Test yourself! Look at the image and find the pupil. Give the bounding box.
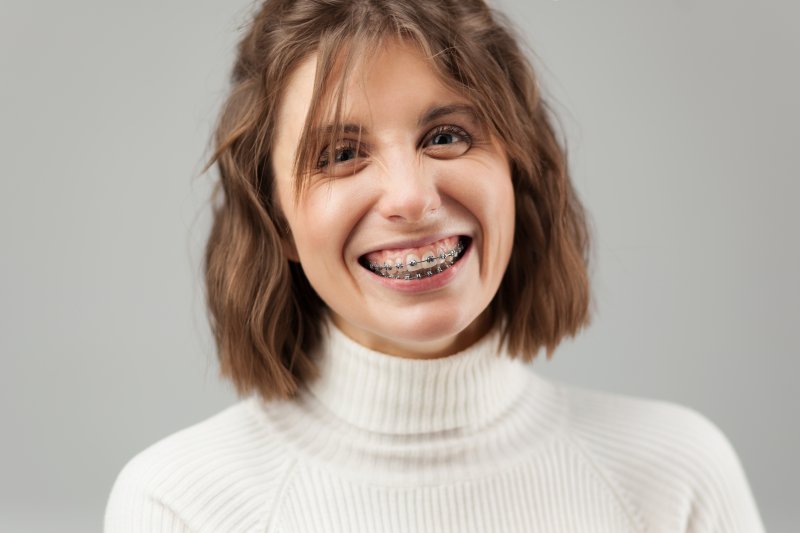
[432,133,452,145]
[336,149,354,162]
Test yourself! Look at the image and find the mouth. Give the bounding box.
[357,236,472,280]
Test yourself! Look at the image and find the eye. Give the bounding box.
[422,125,472,157]
[430,132,457,145]
[316,139,367,174]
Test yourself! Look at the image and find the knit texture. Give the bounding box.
[104,320,765,532]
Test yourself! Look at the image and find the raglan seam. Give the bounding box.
[562,428,650,533]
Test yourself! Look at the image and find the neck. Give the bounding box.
[328,309,494,360]
[302,314,531,434]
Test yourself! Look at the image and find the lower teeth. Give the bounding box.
[396,264,447,280]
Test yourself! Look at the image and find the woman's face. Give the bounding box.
[272,39,515,359]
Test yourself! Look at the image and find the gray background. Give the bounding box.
[1,0,796,531]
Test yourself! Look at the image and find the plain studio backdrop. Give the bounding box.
[1,0,797,531]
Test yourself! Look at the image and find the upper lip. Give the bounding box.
[360,233,467,256]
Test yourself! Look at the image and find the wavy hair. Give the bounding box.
[202,0,594,401]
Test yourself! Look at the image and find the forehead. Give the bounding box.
[277,38,468,134]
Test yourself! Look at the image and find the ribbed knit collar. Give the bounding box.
[303,317,532,435]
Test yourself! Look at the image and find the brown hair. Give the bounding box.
[202,0,594,402]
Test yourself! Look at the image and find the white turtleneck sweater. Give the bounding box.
[104,321,765,532]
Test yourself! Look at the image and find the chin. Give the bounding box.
[372,311,475,345]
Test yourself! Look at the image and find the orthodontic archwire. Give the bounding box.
[366,241,465,279]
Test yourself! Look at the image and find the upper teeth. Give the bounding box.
[366,240,465,277]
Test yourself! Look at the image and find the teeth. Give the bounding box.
[364,235,459,267]
[364,238,466,278]
[405,249,437,271]
[406,253,421,271]
[437,246,448,265]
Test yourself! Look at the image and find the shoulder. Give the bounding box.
[551,381,765,533]
[104,397,295,533]
[560,382,738,474]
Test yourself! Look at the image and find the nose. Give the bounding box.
[375,155,442,223]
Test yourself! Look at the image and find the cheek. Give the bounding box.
[499,173,516,238]
[293,185,363,260]
[458,160,515,267]
[495,171,516,253]
[458,160,515,229]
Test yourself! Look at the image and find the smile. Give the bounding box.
[359,236,471,280]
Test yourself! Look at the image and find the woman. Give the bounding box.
[105,1,765,531]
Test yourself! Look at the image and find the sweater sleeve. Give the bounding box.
[104,464,193,533]
[566,386,767,533]
[680,411,766,533]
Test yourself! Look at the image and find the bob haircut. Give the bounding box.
[202,0,593,402]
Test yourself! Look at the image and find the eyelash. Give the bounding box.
[315,124,473,170]
[423,124,472,148]
[316,139,363,169]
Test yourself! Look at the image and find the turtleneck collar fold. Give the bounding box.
[303,317,533,435]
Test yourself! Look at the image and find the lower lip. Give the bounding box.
[360,240,472,293]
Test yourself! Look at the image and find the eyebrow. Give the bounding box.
[312,103,479,138]
[314,123,368,137]
[417,103,479,127]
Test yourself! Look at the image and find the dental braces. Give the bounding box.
[366,240,465,280]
